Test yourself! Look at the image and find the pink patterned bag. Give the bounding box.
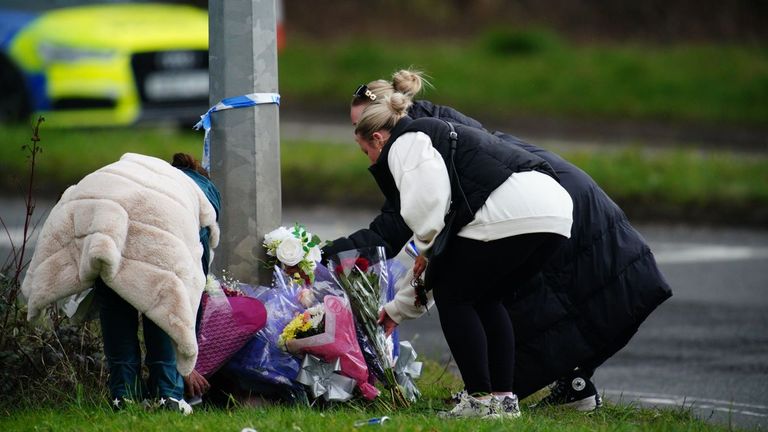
[195,289,267,377]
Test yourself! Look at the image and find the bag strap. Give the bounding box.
[444,121,472,215]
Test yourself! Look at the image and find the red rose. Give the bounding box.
[355,257,370,272]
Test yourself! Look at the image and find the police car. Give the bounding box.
[0,1,271,127]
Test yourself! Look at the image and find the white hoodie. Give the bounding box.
[382,132,573,323]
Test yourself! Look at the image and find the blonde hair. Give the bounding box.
[355,92,412,139]
[351,69,429,107]
[392,69,426,97]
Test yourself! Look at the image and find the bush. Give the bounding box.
[0,118,106,407]
[480,27,564,56]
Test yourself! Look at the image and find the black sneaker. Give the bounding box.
[532,372,602,412]
[109,397,135,412]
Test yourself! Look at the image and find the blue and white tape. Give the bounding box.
[194,92,281,171]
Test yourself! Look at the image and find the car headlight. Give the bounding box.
[38,42,117,64]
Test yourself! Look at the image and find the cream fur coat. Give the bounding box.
[21,153,220,375]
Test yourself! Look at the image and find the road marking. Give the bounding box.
[602,389,768,418]
[653,243,768,264]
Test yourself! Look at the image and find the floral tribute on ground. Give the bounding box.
[196,226,419,409]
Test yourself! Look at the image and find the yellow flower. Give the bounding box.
[278,306,325,350]
[278,313,307,349]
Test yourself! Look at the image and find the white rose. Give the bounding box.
[306,245,322,263]
[276,236,304,266]
[264,226,292,245]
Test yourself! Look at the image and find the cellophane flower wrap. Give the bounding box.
[194,275,267,378]
[284,293,380,400]
[327,247,411,408]
[224,269,306,388]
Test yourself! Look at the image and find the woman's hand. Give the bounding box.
[378,309,398,336]
[413,255,428,279]
[184,369,210,398]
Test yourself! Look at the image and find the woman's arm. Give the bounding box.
[388,132,451,256]
[380,261,435,330]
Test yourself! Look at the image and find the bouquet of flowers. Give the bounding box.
[278,303,326,349]
[281,294,379,401]
[327,247,410,408]
[215,225,420,407]
[263,224,325,284]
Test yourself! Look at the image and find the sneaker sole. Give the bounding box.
[484,411,522,420]
[561,395,599,412]
[439,412,493,419]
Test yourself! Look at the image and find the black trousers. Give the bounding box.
[431,232,565,395]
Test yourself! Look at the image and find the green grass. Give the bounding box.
[0,360,731,432]
[1,124,767,223]
[0,404,731,432]
[279,31,768,125]
[566,147,768,207]
[0,125,203,197]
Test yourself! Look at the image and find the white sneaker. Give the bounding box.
[158,397,193,415]
[448,389,467,403]
[489,394,522,419]
[438,392,493,418]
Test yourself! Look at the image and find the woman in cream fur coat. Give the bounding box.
[21,152,220,413]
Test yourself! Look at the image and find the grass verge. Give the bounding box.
[279,31,768,125]
[1,125,766,225]
[0,360,731,432]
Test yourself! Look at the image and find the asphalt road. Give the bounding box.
[3,201,767,429]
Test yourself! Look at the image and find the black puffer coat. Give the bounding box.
[493,130,672,397]
[324,101,672,398]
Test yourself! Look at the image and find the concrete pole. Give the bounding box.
[208,0,280,284]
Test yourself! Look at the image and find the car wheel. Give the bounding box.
[0,55,31,123]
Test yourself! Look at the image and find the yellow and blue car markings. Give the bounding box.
[0,3,209,127]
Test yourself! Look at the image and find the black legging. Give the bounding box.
[431,232,565,395]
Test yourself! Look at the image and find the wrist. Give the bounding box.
[383,303,402,324]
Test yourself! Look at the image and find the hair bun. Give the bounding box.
[392,69,423,97]
[387,92,412,116]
